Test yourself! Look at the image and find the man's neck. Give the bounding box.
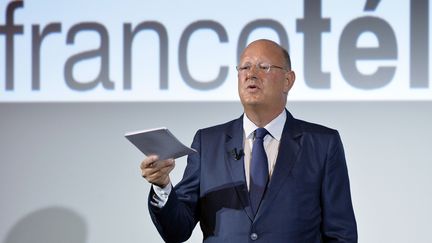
[244,106,285,128]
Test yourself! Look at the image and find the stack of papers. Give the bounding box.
[125,127,197,160]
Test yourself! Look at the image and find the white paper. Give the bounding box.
[125,127,197,160]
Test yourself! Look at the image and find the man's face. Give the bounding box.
[237,41,295,111]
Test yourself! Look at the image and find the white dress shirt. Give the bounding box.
[243,110,286,189]
[151,110,287,207]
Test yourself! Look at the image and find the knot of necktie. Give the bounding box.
[254,127,268,140]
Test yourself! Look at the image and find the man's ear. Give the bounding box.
[283,70,295,93]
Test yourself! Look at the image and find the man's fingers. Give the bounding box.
[143,160,175,176]
[141,158,175,178]
[142,161,175,187]
[145,158,174,170]
[147,162,175,177]
[140,155,159,169]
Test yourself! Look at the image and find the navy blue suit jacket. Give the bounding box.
[149,111,357,242]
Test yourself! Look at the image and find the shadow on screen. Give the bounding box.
[3,206,87,243]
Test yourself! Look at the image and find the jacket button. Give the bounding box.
[250,233,258,240]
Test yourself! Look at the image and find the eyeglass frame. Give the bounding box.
[236,62,288,74]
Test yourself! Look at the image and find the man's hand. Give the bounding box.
[140,155,175,187]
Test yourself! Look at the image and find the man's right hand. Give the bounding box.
[140,155,175,187]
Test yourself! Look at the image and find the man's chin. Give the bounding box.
[240,94,262,104]
[241,99,264,108]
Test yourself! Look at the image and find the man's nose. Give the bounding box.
[246,65,259,78]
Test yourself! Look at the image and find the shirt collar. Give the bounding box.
[243,109,287,141]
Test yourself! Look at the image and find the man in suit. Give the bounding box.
[141,39,357,242]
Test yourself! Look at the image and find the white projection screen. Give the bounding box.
[1,0,431,243]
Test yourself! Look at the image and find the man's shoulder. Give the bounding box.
[198,116,241,134]
[291,116,339,136]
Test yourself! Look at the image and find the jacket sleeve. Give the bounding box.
[321,131,358,243]
[148,130,202,243]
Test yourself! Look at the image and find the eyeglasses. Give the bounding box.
[236,63,287,74]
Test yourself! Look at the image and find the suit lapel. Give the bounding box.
[255,110,303,220]
[225,115,254,221]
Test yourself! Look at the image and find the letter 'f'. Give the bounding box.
[0,1,24,90]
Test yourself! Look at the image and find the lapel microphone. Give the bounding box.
[231,148,244,160]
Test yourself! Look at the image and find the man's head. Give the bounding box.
[237,39,295,116]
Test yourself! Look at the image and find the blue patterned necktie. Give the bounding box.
[250,127,269,215]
